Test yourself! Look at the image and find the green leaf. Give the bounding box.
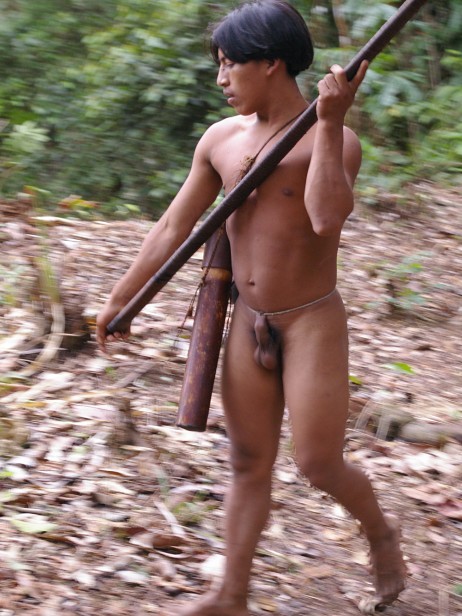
[349,374,363,386]
[10,515,57,535]
[0,490,16,504]
[383,362,415,375]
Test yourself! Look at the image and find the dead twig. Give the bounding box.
[438,589,449,616]
[18,301,65,377]
[108,360,154,389]
[155,500,187,539]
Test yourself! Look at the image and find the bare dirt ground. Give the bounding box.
[0,182,461,615]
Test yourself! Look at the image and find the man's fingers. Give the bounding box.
[97,334,120,354]
[330,63,348,86]
[327,61,368,93]
[350,60,369,91]
[96,328,129,353]
[96,333,107,353]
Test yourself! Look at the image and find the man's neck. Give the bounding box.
[255,82,308,129]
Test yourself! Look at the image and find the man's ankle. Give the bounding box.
[215,587,248,607]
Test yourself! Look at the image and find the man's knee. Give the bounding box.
[296,453,343,491]
[230,445,276,481]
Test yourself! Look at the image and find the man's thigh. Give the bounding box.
[222,300,285,461]
[280,292,350,458]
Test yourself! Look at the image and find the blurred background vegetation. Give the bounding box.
[0,0,461,217]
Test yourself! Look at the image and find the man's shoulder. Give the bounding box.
[342,125,362,155]
[308,123,361,154]
[343,125,360,140]
[207,114,243,137]
[194,115,241,162]
[198,115,244,154]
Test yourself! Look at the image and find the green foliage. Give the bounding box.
[4,122,49,156]
[0,264,27,307]
[380,253,428,313]
[383,362,415,375]
[345,1,462,197]
[0,0,460,215]
[291,1,462,200]
[171,492,217,526]
[0,0,230,214]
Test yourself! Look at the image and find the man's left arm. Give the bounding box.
[304,61,368,236]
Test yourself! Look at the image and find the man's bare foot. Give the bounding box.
[171,591,250,616]
[367,515,407,607]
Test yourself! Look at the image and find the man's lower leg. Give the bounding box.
[176,470,273,615]
[310,460,406,605]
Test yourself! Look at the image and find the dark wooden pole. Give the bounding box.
[107,0,427,335]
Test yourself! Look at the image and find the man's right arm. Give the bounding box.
[96,126,223,350]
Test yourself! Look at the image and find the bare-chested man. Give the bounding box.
[97,2,406,614]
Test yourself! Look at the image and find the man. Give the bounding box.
[97,2,406,614]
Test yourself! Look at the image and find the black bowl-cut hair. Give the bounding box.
[210,0,314,78]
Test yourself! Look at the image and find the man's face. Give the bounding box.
[216,50,268,116]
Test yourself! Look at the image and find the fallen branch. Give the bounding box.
[155,500,187,539]
[18,300,65,378]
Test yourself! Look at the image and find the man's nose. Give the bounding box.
[217,67,228,86]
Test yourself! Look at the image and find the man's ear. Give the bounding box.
[266,58,283,75]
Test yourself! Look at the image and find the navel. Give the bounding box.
[282,187,294,197]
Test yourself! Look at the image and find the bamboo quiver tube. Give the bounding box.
[176,228,232,431]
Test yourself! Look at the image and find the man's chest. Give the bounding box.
[211,132,313,194]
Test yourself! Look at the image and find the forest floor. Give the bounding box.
[0,181,461,616]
